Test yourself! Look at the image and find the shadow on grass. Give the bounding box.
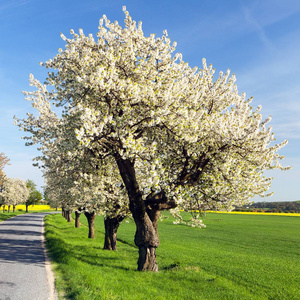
[45,235,72,264]
[73,245,135,271]
[46,231,135,272]
[116,237,136,248]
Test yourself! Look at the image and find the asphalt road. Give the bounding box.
[0,213,57,300]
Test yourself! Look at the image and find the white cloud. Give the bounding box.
[273,122,300,139]
[0,0,32,11]
[241,0,300,29]
[242,5,275,52]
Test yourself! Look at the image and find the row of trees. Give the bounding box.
[235,201,300,213]
[15,8,289,271]
[0,153,42,212]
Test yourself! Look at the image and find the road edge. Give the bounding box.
[41,213,59,300]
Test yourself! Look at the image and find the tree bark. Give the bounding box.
[2,205,5,213]
[8,205,11,213]
[103,215,125,250]
[114,156,163,271]
[115,154,178,271]
[75,211,81,228]
[138,246,158,271]
[26,204,29,213]
[66,210,72,222]
[13,205,16,212]
[84,212,96,239]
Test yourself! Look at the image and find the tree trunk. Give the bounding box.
[66,210,72,222]
[13,205,16,212]
[75,211,81,228]
[8,205,11,213]
[114,155,177,271]
[103,216,125,250]
[134,209,161,271]
[115,156,160,271]
[84,212,96,239]
[26,204,29,213]
[2,205,5,213]
[138,246,158,271]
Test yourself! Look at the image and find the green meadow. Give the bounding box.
[0,211,25,221]
[44,212,300,300]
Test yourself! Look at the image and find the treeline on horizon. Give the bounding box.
[234,201,300,213]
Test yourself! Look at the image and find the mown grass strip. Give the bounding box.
[0,211,25,222]
[45,212,300,299]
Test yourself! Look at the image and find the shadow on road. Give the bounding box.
[0,213,52,267]
[0,229,42,236]
[1,223,43,227]
[0,238,46,266]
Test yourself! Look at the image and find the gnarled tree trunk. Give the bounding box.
[134,213,160,272]
[115,155,177,271]
[103,215,125,250]
[84,211,96,239]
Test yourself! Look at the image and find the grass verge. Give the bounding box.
[0,211,26,221]
[44,212,300,300]
[0,210,58,222]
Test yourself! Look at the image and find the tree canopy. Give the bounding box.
[26,179,42,208]
[15,7,289,271]
[0,152,10,186]
[0,177,29,209]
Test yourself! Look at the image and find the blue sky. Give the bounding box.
[1,0,299,202]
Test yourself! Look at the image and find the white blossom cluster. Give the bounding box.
[42,110,129,219]
[0,177,29,207]
[15,8,289,227]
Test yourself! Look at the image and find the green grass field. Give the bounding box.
[44,212,300,300]
[0,211,25,221]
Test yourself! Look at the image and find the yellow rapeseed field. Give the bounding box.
[2,205,58,211]
[207,211,300,217]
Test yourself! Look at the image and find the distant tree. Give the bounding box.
[237,201,300,213]
[0,152,10,187]
[0,178,29,212]
[25,179,42,212]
